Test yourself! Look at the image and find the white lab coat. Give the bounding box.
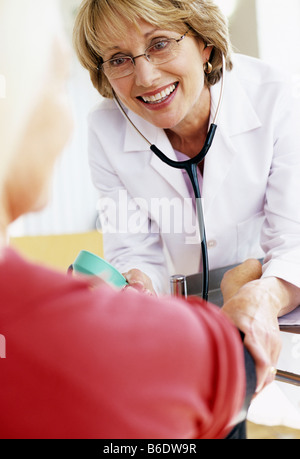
[88,54,300,294]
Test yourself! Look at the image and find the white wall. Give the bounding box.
[256,0,300,102]
[256,0,300,68]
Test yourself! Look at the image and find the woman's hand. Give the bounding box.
[220,259,282,393]
[221,259,263,303]
[123,269,157,296]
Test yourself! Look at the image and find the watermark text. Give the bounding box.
[96,190,202,244]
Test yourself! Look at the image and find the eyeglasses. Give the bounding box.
[100,30,189,80]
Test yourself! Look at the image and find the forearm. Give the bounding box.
[247,276,300,318]
[223,276,300,321]
[271,277,300,317]
[222,260,300,317]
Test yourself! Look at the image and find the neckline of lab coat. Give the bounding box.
[122,57,262,209]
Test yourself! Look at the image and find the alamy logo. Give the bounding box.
[96,190,202,244]
[0,334,6,359]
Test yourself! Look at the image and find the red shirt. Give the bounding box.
[0,248,245,439]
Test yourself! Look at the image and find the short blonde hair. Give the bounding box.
[73,0,233,99]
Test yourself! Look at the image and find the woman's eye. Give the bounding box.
[110,57,129,67]
[150,40,170,52]
[151,40,169,51]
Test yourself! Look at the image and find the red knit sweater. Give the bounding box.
[0,248,245,439]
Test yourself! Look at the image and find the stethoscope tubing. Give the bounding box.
[113,55,226,300]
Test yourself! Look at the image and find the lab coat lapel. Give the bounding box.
[202,69,262,212]
[124,110,190,200]
[149,130,191,199]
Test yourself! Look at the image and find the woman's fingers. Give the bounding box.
[123,269,157,296]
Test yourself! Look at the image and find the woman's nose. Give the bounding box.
[133,56,161,87]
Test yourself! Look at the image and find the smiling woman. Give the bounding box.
[0,0,251,440]
[72,1,300,431]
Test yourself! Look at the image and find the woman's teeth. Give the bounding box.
[141,83,177,104]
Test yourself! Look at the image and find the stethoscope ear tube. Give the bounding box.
[113,55,225,300]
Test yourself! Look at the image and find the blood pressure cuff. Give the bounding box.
[225,333,257,439]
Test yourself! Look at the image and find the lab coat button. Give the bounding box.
[207,239,217,249]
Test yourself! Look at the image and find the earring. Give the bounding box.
[204,61,213,74]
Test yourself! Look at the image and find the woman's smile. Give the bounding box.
[137,82,179,110]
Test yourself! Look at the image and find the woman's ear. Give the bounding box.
[203,43,214,63]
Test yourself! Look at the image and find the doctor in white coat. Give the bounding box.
[74,0,300,393]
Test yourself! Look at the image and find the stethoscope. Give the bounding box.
[113,54,226,300]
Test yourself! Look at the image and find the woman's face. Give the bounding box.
[103,20,211,131]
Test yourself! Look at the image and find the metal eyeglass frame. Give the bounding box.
[98,30,189,79]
